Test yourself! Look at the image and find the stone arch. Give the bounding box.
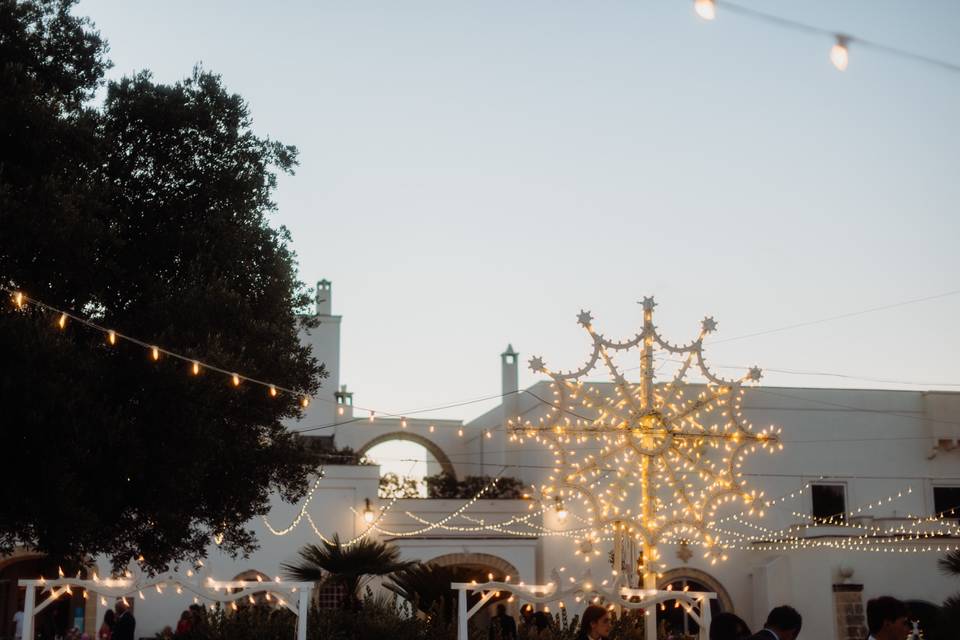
[427,552,519,579]
[659,567,734,612]
[357,432,456,478]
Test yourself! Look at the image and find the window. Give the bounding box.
[933,486,960,520]
[811,484,846,523]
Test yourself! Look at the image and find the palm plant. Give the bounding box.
[281,534,414,610]
[385,562,509,623]
[939,549,960,634]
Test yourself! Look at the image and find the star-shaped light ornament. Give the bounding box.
[510,299,782,578]
[747,366,763,382]
[577,310,594,327]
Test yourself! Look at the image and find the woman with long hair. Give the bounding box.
[577,605,612,640]
[97,609,115,640]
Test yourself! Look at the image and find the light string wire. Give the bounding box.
[709,1,960,74]
[6,285,960,436]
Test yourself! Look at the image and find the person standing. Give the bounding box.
[112,602,135,640]
[490,603,518,640]
[12,606,24,640]
[576,605,612,640]
[745,606,802,640]
[866,596,910,640]
[98,609,115,640]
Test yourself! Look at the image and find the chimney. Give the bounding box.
[316,279,332,316]
[334,384,353,422]
[501,344,519,426]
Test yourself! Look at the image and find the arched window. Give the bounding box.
[358,432,457,498]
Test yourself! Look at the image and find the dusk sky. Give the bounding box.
[79,0,960,423]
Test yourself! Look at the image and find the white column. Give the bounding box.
[457,589,468,640]
[297,589,309,640]
[699,598,712,640]
[22,585,36,640]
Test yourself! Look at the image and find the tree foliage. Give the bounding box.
[378,472,421,498]
[0,0,323,571]
[424,471,526,499]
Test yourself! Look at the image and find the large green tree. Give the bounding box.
[0,0,323,572]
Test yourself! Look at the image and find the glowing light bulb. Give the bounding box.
[269,385,278,397]
[831,35,849,71]
[458,428,464,437]
[693,0,716,21]
[337,405,344,415]
[58,313,67,329]
[151,346,160,361]
[362,498,376,524]
[192,361,200,375]
[368,411,375,422]
[301,396,310,408]
[232,373,241,386]
[400,417,407,429]
[107,330,116,345]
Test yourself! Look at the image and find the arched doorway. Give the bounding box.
[358,432,456,498]
[656,568,732,638]
[426,553,518,621]
[0,553,92,639]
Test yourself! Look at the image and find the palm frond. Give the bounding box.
[938,550,960,576]
[281,534,414,587]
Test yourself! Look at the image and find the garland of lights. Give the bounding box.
[512,298,781,577]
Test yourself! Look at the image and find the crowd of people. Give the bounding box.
[485,594,916,640]
[93,601,202,640]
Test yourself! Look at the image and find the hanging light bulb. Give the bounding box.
[400,417,407,429]
[301,396,310,408]
[107,330,117,345]
[555,497,568,522]
[693,0,716,21]
[368,411,375,422]
[269,385,277,398]
[58,313,67,329]
[151,346,160,361]
[232,373,241,387]
[362,498,376,524]
[13,291,24,308]
[192,361,200,375]
[831,35,850,71]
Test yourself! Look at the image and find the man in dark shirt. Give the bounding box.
[112,601,136,640]
[490,603,517,640]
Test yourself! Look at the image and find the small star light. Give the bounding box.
[513,299,782,572]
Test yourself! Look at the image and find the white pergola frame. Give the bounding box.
[18,573,314,640]
[452,572,715,640]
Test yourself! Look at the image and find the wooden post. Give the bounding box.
[458,588,468,640]
[297,589,309,640]
[22,585,35,640]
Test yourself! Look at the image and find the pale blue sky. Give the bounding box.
[79,1,960,420]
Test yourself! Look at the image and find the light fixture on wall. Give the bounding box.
[363,498,376,524]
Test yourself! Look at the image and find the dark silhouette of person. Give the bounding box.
[710,612,751,640]
[490,603,517,640]
[112,602,135,640]
[746,606,802,640]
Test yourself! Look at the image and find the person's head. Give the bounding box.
[103,609,115,627]
[180,610,192,621]
[496,603,507,616]
[710,611,751,640]
[580,605,612,639]
[533,611,550,631]
[867,596,909,640]
[764,605,802,640]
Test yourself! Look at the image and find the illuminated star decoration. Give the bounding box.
[509,298,782,571]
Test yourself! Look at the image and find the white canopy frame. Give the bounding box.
[17,573,314,640]
[452,570,716,640]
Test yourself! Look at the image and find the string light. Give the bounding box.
[151,346,160,361]
[831,35,850,71]
[107,330,116,345]
[693,0,716,21]
[58,312,67,329]
[269,385,278,398]
[232,373,241,387]
[514,299,779,576]
[192,361,200,375]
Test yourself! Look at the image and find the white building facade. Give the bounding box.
[4,280,959,639]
